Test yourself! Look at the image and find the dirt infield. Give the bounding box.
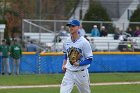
[0,81,140,89]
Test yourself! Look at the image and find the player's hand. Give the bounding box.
[73,62,79,66]
[62,64,66,72]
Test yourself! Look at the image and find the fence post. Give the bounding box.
[38,53,41,74]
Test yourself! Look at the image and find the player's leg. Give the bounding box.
[12,59,16,74]
[75,69,91,93]
[60,71,74,93]
[5,58,11,74]
[16,59,20,75]
[1,58,5,75]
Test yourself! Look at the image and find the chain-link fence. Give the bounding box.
[1,52,140,74]
[22,19,140,52]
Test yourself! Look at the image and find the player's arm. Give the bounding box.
[73,57,92,66]
[62,53,67,72]
[79,58,92,66]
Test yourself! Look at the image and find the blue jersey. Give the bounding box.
[63,36,93,71]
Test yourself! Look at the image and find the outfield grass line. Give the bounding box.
[92,81,140,86]
[0,85,60,89]
[0,81,140,89]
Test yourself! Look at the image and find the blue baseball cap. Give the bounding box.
[66,19,80,26]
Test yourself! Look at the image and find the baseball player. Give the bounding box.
[0,39,11,75]
[60,19,93,93]
[10,39,22,75]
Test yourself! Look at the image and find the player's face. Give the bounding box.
[69,25,79,34]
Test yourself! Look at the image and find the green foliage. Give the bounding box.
[130,8,140,22]
[4,8,19,16]
[0,7,2,15]
[83,0,114,33]
[3,26,11,45]
[84,1,110,21]
[0,19,6,24]
[128,7,140,31]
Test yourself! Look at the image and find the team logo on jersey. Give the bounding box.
[14,47,20,50]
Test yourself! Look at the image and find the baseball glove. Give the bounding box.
[68,47,80,65]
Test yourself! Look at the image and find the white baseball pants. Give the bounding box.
[60,69,91,93]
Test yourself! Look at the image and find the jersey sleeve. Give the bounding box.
[0,45,2,52]
[62,43,67,53]
[82,40,93,59]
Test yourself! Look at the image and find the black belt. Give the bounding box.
[72,69,84,72]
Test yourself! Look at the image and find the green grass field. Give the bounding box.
[0,73,140,93]
[0,85,140,93]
